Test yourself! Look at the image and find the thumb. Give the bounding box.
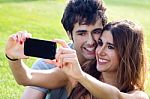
[53,39,69,48]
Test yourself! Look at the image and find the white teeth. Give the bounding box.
[86,47,95,51]
[99,58,108,62]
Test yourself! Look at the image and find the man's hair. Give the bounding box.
[102,20,147,92]
[61,0,107,34]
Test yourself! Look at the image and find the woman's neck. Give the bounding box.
[101,72,118,87]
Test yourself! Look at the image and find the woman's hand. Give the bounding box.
[5,31,31,59]
[47,39,84,80]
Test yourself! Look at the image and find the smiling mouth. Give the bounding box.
[98,58,109,64]
[83,47,96,54]
[85,47,95,51]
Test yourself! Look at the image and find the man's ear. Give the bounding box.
[67,31,73,40]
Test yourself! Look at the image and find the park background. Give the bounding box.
[0,0,149,98]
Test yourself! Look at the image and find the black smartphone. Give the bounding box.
[24,38,57,59]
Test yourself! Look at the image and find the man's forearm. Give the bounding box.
[9,59,69,89]
[9,59,32,85]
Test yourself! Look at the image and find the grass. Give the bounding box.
[0,0,67,98]
[0,0,149,98]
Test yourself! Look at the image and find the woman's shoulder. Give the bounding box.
[129,90,149,99]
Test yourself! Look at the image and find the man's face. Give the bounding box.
[70,20,103,63]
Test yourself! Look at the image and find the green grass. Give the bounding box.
[0,0,67,98]
[0,0,149,98]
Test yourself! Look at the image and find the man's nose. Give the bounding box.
[87,34,95,45]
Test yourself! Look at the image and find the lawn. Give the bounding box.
[0,0,149,98]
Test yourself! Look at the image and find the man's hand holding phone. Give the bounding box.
[5,31,57,60]
[5,31,31,60]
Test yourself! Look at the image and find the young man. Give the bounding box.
[5,0,107,98]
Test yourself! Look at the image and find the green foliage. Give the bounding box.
[0,0,149,98]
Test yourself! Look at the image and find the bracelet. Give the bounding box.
[5,54,19,61]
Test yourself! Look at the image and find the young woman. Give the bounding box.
[53,20,149,99]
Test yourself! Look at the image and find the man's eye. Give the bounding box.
[78,32,86,36]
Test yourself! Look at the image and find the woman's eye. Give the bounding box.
[93,30,102,34]
[108,45,115,49]
[98,40,103,46]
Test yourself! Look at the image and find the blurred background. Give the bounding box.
[0,0,149,98]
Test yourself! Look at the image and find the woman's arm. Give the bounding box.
[77,72,149,99]
[77,72,120,99]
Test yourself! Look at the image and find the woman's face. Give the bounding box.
[96,30,119,73]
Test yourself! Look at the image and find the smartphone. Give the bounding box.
[24,38,57,59]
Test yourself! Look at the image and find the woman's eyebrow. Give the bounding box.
[107,42,115,46]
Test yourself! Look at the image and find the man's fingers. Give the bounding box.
[16,31,32,44]
[44,59,61,68]
[11,34,17,41]
[58,47,76,54]
[55,48,76,63]
[53,39,69,48]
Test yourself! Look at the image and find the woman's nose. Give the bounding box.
[96,45,106,56]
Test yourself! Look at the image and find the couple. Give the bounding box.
[5,0,148,99]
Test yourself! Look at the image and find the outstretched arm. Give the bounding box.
[8,59,67,89]
[5,31,68,89]
[21,59,53,99]
[76,72,149,99]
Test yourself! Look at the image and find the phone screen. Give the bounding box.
[24,38,57,59]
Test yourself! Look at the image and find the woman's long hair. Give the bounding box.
[102,20,147,92]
